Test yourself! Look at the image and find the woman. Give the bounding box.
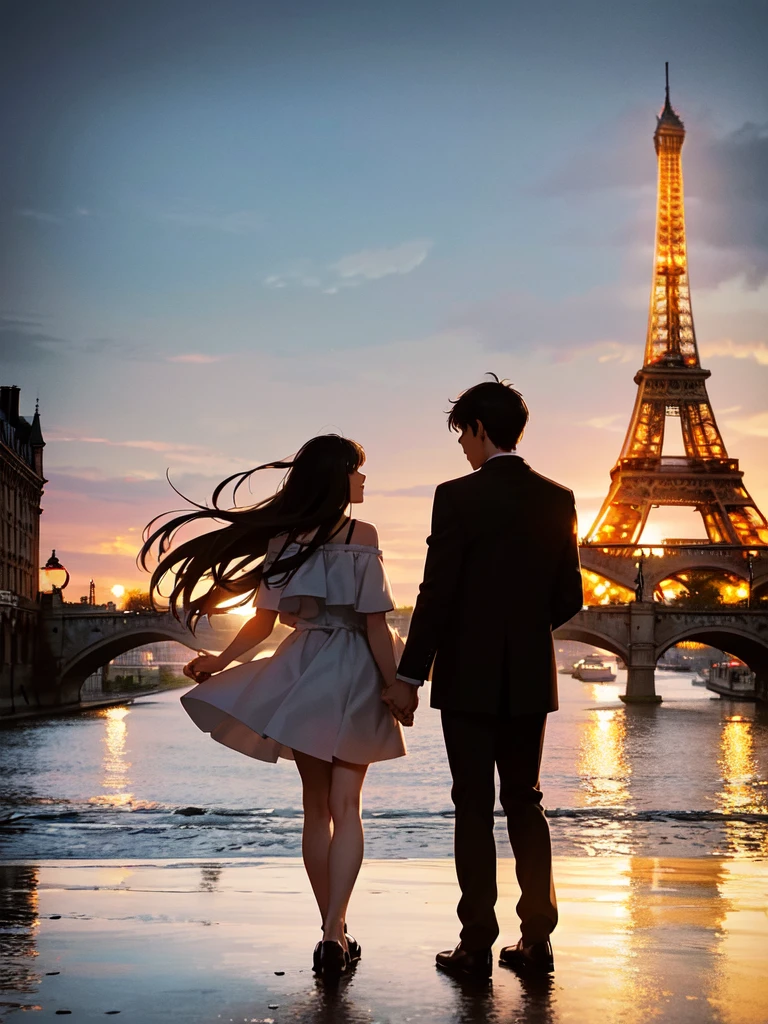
[140,435,409,978]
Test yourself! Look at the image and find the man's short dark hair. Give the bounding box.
[447,374,529,450]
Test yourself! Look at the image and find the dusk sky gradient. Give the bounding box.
[2,0,767,605]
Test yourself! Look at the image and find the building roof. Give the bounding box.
[0,388,44,475]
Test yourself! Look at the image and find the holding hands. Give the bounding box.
[382,679,419,727]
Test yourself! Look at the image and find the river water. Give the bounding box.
[1,670,767,861]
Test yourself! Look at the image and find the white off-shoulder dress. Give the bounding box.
[180,536,407,765]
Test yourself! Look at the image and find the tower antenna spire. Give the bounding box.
[665,62,670,105]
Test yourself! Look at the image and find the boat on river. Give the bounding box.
[572,656,616,682]
[705,660,757,701]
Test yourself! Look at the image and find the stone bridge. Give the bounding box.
[36,595,768,707]
[37,596,242,704]
[555,603,768,702]
[579,543,768,595]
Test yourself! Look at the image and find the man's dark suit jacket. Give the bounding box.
[397,456,583,715]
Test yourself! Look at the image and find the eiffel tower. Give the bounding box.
[585,66,768,549]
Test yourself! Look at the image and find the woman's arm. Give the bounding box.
[366,612,416,725]
[366,612,397,687]
[184,608,278,682]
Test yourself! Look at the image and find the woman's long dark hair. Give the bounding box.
[139,434,365,630]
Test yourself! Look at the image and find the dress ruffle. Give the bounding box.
[256,543,395,615]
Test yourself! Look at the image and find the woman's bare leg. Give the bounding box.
[323,757,368,946]
[294,750,333,928]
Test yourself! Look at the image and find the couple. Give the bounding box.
[141,376,583,981]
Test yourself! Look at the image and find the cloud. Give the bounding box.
[16,207,94,225]
[46,433,236,469]
[45,466,237,506]
[330,239,432,281]
[0,312,155,364]
[684,122,768,289]
[263,239,432,294]
[723,411,768,438]
[159,204,262,234]
[448,285,645,362]
[16,207,64,225]
[369,484,437,498]
[0,313,66,363]
[583,414,625,431]
[699,338,768,365]
[263,265,324,290]
[166,353,225,364]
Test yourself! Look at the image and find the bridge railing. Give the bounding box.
[579,543,767,560]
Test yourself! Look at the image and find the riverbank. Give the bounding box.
[1,856,766,1024]
[0,682,192,725]
[0,692,145,725]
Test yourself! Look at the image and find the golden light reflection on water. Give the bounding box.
[578,709,631,807]
[716,716,768,857]
[88,706,134,808]
[577,690,632,856]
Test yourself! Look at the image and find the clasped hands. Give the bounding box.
[381,679,419,727]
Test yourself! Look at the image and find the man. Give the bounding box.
[385,376,583,979]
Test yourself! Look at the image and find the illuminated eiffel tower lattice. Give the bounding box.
[586,66,768,548]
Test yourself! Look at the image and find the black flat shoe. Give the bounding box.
[345,931,362,965]
[499,938,554,974]
[436,942,492,980]
[313,923,361,971]
[318,939,347,978]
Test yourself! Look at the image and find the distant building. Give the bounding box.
[0,385,45,709]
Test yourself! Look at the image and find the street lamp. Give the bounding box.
[41,550,70,593]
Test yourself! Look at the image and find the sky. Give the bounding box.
[2,0,767,606]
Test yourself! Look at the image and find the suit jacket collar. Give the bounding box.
[479,454,529,473]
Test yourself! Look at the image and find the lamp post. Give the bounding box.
[41,550,70,595]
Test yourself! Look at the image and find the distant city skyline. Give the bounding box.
[2,1,767,604]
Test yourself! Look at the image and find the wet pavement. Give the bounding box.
[1,856,766,1023]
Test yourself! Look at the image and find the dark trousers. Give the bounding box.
[440,709,557,950]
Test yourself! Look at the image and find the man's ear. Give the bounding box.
[475,419,485,440]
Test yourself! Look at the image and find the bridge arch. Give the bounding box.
[553,624,629,664]
[59,629,203,701]
[645,562,751,589]
[655,624,768,682]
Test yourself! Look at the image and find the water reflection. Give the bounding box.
[710,858,768,1022]
[622,857,730,1021]
[717,715,768,856]
[198,863,223,892]
[0,864,41,1004]
[88,706,134,808]
[577,689,632,855]
[279,972,556,1024]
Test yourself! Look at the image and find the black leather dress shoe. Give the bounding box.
[499,938,554,974]
[436,943,492,980]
